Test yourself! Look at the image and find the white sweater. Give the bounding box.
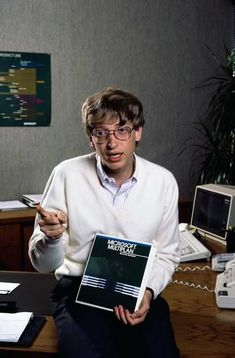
[28,153,180,298]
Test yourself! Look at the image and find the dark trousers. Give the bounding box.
[51,276,180,358]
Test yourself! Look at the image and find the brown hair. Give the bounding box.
[81,87,145,137]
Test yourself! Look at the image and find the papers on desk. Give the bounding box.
[0,311,33,342]
[0,282,20,295]
[0,200,28,211]
[0,194,43,210]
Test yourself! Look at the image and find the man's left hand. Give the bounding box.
[114,289,152,326]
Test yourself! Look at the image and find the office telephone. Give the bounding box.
[215,259,235,309]
[178,224,211,262]
[177,224,235,308]
[212,253,235,272]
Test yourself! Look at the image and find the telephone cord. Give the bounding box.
[173,265,214,292]
[176,265,211,272]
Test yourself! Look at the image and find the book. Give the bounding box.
[0,200,28,211]
[76,233,156,312]
[21,194,43,208]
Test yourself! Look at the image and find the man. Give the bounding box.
[29,87,180,357]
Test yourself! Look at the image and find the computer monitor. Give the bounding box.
[190,184,235,242]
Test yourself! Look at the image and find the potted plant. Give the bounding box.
[182,46,235,186]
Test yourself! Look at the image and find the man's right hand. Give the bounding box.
[37,205,68,240]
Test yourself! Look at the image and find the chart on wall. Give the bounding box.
[0,51,51,126]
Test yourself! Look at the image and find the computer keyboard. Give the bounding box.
[178,228,211,262]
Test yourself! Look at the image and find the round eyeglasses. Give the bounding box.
[92,127,135,143]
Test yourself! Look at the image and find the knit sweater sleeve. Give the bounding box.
[28,165,69,273]
[147,172,180,298]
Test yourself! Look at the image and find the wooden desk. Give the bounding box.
[0,316,57,357]
[0,271,57,315]
[0,237,234,357]
[163,266,235,357]
[0,208,36,271]
[0,271,57,357]
[162,237,235,358]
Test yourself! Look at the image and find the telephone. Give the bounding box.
[212,253,235,272]
[215,259,235,309]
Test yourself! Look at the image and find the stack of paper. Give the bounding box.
[0,312,33,343]
[0,200,28,211]
[22,194,43,208]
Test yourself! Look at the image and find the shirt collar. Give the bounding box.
[96,154,138,186]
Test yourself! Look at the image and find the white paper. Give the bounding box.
[0,282,20,294]
[0,311,33,342]
[0,200,28,211]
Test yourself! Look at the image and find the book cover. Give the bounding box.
[76,233,156,312]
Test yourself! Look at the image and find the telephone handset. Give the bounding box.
[215,259,235,309]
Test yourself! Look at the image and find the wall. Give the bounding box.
[0,0,232,201]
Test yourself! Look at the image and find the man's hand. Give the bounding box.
[37,205,68,240]
[114,288,152,326]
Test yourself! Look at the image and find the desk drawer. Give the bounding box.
[0,224,22,270]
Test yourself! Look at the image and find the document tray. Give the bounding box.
[0,315,46,347]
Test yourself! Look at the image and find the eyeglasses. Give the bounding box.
[92,127,135,143]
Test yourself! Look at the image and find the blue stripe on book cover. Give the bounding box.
[81,275,139,298]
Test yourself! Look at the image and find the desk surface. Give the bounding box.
[0,271,57,315]
[0,271,57,356]
[162,236,235,357]
[163,263,235,357]
[0,237,234,357]
[0,208,36,221]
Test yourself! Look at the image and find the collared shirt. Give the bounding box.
[96,155,137,208]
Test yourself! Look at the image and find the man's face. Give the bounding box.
[91,118,142,183]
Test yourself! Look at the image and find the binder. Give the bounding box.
[76,233,156,312]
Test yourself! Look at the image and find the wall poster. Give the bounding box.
[0,51,51,126]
